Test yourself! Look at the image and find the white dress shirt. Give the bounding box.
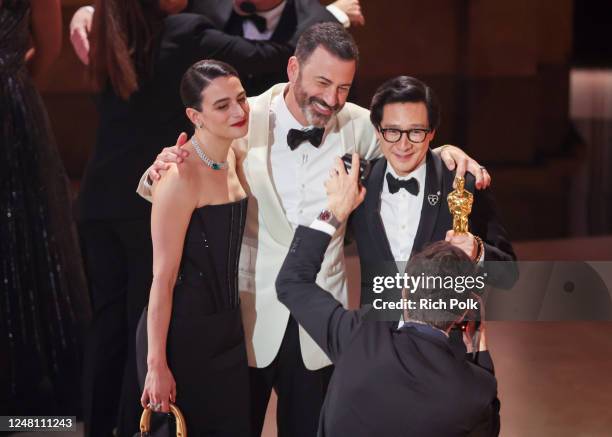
[312,158,486,263]
[310,161,426,248]
[381,162,485,264]
[269,91,344,230]
[381,162,427,261]
[243,1,350,40]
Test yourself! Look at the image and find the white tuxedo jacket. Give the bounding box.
[137,83,380,369]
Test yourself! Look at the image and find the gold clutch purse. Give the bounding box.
[138,403,187,437]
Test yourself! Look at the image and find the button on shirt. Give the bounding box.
[381,162,426,261]
[269,91,343,229]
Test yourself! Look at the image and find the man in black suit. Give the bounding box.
[69,0,364,96]
[276,222,501,436]
[192,0,364,95]
[322,76,517,308]
[274,75,517,434]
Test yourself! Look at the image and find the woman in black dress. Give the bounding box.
[0,0,90,415]
[137,59,250,436]
[83,0,315,435]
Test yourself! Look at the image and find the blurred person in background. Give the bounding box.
[80,0,327,436]
[0,0,91,416]
[69,0,365,96]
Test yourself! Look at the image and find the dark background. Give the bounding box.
[46,0,612,242]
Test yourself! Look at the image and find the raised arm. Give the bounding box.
[469,187,519,288]
[194,26,294,76]
[276,226,366,363]
[434,145,492,189]
[191,9,335,76]
[276,154,367,362]
[28,0,62,84]
[140,165,196,413]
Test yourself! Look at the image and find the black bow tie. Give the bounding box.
[386,173,419,195]
[287,127,325,150]
[242,13,267,33]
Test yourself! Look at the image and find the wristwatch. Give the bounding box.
[317,209,341,229]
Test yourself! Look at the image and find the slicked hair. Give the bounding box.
[180,59,239,110]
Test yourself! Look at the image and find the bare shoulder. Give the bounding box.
[151,161,198,202]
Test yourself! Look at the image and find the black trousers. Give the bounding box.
[79,219,153,437]
[249,316,333,437]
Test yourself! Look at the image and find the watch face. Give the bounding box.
[319,210,332,222]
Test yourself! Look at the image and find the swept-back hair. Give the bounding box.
[180,60,240,110]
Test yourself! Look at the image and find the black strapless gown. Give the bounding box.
[136,198,250,436]
[0,1,90,414]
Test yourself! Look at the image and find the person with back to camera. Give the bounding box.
[275,159,501,435]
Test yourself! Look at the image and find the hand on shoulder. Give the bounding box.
[151,160,198,211]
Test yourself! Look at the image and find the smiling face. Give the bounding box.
[377,102,435,176]
[187,75,250,140]
[288,46,356,127]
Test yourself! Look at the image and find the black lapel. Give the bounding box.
[270,0,296,42]
[410,150,444,257]
[364,158,396,263]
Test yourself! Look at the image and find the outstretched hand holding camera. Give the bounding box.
[324,153,366,222]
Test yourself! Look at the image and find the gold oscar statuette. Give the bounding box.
[447,176,473,234]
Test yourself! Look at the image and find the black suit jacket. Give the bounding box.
[276,226,501,437]
[349,150,518,305]
[77,12,325,220]
[188,0,338,95]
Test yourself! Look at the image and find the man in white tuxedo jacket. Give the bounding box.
[137,22,488,437]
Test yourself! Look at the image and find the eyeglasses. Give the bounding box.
[379,127,431,143]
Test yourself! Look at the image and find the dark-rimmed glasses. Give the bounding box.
[379,127,431,143]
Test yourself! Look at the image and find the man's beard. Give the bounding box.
[294,75,341,127]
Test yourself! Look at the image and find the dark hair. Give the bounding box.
[404,241,476,331]
[370,76,440,131]
[180,60,240,110]
[90,0,165,100]
[294,22,359,65]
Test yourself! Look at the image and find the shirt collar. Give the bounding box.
[384,158,427,194]
[254,0,287,33]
